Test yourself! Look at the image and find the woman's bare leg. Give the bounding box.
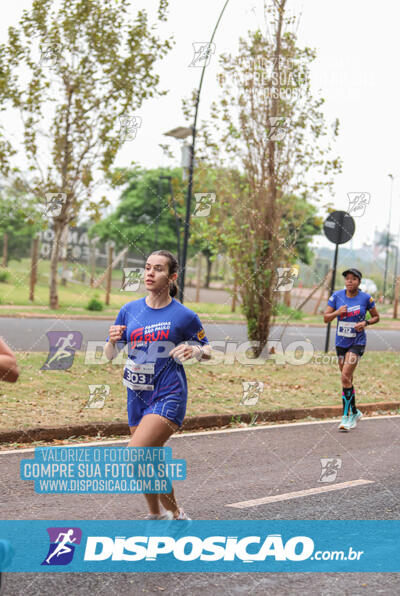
[128,414,179,517]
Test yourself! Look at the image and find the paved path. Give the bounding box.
[2,317,399,353]
[2,416,400,594]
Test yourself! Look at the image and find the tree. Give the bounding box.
[0,187,42,266]
[0,0,172,308]
[191,0,341,355]
[91,166,188,260]
[376,230,396,250]
[190,166,322,289]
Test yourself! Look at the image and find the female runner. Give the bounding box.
[323,268,379,431]
[104,250,212,519]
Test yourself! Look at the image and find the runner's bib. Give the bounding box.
[123,359,155,391]
[337,321,357,338]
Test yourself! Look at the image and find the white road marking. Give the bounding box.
[226,479,374,509]
[1,414,399,456]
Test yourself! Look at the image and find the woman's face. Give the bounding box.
[144,255,176,293]
[345,273,360,292]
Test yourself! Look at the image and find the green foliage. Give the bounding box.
[0,270,10,283]
[86,296,103,311]
[91,167,191,259]
[0,188,42,261]
[273,302,303,320]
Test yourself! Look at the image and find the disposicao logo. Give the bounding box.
[42,527,82,566]
[83,534,314,562]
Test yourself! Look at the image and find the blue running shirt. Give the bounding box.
[327,289,375,348]
[107,297,209,405]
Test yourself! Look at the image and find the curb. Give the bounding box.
[2,401,399,444]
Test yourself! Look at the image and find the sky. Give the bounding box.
[1,0,400,252]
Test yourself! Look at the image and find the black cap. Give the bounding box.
[342,268,362,281]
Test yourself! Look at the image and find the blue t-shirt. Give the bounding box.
[107,297,209,405]
[327,289,375,347]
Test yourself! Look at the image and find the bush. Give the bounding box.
[0,270,10,283]
[86,297,103,311]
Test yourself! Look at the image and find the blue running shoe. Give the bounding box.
[349,409,363,429]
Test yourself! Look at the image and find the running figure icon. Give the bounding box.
[45,529,76,565]
[41,331,82,370]
[46,334,76,366]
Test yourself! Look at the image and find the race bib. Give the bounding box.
[123,359,155,391]
[337,321,357,338]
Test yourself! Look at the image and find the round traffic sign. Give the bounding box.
[323,210,355,245]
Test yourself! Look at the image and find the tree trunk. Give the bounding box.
[231,275,237,312]
[205,254,212,288]
[105,244,113,305]
[29,236,39,301]
[195,254,202,302]
[49,222,66,309]
[246,2,286,358]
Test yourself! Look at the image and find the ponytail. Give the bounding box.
[169,278,178,298]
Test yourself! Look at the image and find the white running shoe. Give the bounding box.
[175,508,191,520]
[338,415,351,431]
[348,409,363,429]
[158,510,174,520]
[145,511,174,520]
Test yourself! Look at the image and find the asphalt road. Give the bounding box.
[1,416,400,594]
[1,317,399,353]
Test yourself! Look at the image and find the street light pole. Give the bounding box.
[177,0,231,304]
[384,174,395,301]
[160,175,181,265]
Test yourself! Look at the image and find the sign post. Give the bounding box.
[323,211,355,353]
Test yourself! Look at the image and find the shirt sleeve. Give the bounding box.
[367,294,375,310]
[184,313,209,345]
[327,293,336,309]
[106,307,127,344]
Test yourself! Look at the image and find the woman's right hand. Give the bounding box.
[337,305,347,316]
[108,325,126,345]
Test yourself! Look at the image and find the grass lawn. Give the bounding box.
[1,260,398,327]
[1,350,399,435]
[0,259,246,321]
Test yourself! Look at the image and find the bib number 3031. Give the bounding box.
[123,359,155,391]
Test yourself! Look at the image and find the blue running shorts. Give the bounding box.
[127,393,187,428]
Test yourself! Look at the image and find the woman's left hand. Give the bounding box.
[169,343,197,363]
[354,321,367,332]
